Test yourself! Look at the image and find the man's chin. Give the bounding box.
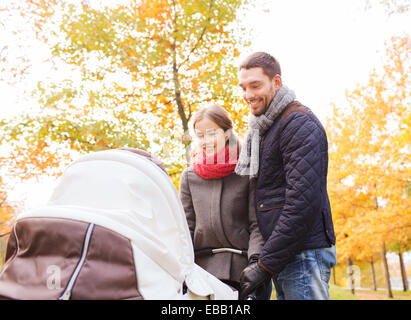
[251,107,265,116]
[249,101,269,116]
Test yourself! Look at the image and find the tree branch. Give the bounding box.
[177,0,214,71]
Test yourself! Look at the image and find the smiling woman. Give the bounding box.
[179,104,271,299]
[192,105,236,160]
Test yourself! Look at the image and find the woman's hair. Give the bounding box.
[191,104,238,159]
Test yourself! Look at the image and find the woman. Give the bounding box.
[179,104,271,299]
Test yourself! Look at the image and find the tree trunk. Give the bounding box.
[332,267,336,285]
[172,0,191,164]
[347,257,355,295]
[398,251,409,292]
[382,242,393,298]
[172,53,191,164]
[370,258,378,291]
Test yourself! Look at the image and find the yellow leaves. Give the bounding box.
[137,0,173,22]
[0,176,18,236]
[3,0,250,214]
[327,34,411,261]
[10,141,63,179]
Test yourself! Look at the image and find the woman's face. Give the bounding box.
[194,117,228,157]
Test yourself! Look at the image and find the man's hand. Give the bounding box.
[239,260,272,300]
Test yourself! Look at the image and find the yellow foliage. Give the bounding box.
[0,175,18,236]
[326,35,411,261]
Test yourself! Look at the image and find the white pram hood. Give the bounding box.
[16,149,237,299]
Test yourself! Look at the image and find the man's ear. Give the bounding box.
[272,74,282,91]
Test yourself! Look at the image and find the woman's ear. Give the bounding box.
[224,129,232,143]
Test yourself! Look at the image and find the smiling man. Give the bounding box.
[236,52,337,300]
[239,57,281,117]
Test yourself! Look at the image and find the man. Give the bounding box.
[236,52,337,300]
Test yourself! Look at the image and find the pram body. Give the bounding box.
[0,149,238,300]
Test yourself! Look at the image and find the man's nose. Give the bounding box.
[244,89,255,101]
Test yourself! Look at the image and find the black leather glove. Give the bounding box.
[239,260,272,300]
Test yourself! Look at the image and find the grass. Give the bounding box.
[270,284,411,300]
[329,284,358,300]
[353,288,411,300]
[267,284,404,300]
[270,284,359,300]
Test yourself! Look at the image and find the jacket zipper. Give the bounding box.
[59,223,95,300]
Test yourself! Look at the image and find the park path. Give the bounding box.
[355,292,387,300]
[355,290,411,300]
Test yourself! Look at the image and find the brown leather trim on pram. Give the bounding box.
[0,217,143,300]
[71,223,143,300]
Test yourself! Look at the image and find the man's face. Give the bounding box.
[239,67,281,116]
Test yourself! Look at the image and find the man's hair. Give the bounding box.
[240,52,281,79]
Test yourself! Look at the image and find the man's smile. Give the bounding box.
[248,98,263,109]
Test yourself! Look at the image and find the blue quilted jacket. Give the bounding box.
[255,101,336,275]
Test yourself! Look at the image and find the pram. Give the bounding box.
[0,149,238,300]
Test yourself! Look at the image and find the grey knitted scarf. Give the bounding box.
[235,85,296,177]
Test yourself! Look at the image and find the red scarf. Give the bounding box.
[192,144,239,179]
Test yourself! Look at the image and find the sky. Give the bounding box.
[1,0,410,210]
[239,0,411,123]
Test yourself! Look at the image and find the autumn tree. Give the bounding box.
[0,177,16,237]
[326,35,411,295]
[387,241,410,291]
[0,0,57,85]
[0,185,18,267]
[365,0,410,15]
[0,137,63,236]
[0,0,256,196]
[18,0,249,160]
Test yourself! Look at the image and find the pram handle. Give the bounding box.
[195,247,248,258]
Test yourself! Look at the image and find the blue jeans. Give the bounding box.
[272,245,337,300]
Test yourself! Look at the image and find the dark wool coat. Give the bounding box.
[256,101,336,275]
[179,168,265,283]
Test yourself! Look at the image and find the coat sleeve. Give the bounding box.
[179,168,196,242]
[246,178,265,260]
[259,112,323,275]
